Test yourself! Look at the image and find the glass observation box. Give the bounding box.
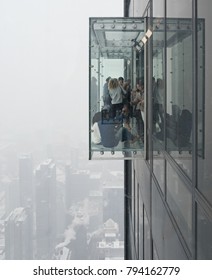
[89,17,205,160]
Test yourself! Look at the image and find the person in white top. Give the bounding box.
[91,122,101,144]
[102,76,111,109]
[108,78,126,118]
[91,110,138,148]
[91,112,101,144]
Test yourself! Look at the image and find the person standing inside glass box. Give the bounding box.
[102,76,111,109]
[131,83,144,142]
[108,78,126,119]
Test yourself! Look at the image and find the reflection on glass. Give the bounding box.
[152,17,204,179]
[166,24,193,154]
[166,18,204,178]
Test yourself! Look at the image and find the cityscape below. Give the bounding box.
[0,133,124,260]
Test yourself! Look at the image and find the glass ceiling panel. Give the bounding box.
[91,18,145,59]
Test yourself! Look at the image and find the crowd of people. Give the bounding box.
[91,76,145,149]
[91,74,192,150]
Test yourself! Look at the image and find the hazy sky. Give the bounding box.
[0,0,123,151]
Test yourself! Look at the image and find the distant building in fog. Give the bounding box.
[0,220,5,259]
[88,190,103,232]
[35,159,56,259]
[69,224,88,260]
[97,219,124,260]
[4,207,33,259]
[65,165,90,209]
[19,154,33,207]
[65,165,101,211]
[5,178,19,216]
[103,185,124,239]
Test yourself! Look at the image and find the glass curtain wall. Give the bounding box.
[150,0,204,256]
[166,0,193,180]
[151,0,205,258]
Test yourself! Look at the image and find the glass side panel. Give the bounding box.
[149,17,195,179]
[89,18,145,159]
[166,19,193,178]
[152,17,204,179]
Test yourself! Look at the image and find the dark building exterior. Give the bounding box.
[124,0,212,260]
[89,0,212,259]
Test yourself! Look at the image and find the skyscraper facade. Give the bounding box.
[123,0,212,260]
[4,207,33,259]
[35,159,57,259]
[19,154,33,207]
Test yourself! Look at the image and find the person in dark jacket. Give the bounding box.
[92,110,137,148]
[102,76,111,109]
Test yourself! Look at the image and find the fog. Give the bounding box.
[0,0,122,146]
[0,0,124,260]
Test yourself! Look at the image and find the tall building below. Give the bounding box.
[103,185,124,239]
[35,159,57,259]
[5,178,19,216]
[4,207,33,259]
[19,154,33,208]
[97,219,124,260]
[65,165,93,210]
